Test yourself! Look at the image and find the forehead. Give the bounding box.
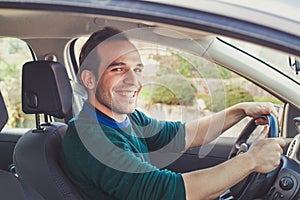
[96,40,140,64]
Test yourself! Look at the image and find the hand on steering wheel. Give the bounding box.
[228,114,281,200]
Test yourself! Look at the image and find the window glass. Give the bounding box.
[0,38,35,129]
[72,37,283,137]
[221,37,299,84]
[74,37,87,65]
[135,41,283,137]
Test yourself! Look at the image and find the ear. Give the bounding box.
[81,70,97,90]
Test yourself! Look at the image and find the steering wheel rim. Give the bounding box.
[228,114,280,200]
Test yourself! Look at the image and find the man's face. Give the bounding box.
[94,40,143,116]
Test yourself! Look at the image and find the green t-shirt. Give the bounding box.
[62,102,186,200]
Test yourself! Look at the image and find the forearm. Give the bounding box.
[182,136,285,200]
[182,153,254,200]
[185,103,246,148]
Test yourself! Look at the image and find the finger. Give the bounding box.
[280,146,283,154]
[258,125,269,139]
[263,104,272,114]
[275,138,286,148]
[259,103,277,116]
[265,103,278,117]
[255,117,268,125]
[270,105,279,118]
[271,109,278,118]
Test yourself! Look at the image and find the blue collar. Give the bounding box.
[83,102,130,129]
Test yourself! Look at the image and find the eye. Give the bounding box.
[108,62,126,72]
[111,67,124,72]
[134,66,144,73]
[134,68,143,73]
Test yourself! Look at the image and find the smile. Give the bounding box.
[115,90,137,98]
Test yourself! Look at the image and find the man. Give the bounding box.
[62,27,285,200]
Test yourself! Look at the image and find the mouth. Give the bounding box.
[114,89,138,99]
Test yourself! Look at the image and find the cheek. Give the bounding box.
[98,76,118,92]
[137,76,143,86]
[94,76,106,94]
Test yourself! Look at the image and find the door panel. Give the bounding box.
[151,136,293,173]
[151,137,234,173]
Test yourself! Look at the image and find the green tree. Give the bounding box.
[149,75,197,106]
[205,85,254,112]
[0,38,34,128]
[149,49,233,79]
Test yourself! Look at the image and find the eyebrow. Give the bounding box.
[108,62,125,67]
[108,62,144,68]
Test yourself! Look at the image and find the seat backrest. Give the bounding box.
[0,91,44,200]
[0,169,45,200]
[0,91,8,131]
[13,61,83,200]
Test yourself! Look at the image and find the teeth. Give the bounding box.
[117,91,135,97]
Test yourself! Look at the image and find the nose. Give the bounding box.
[124,69,141,86]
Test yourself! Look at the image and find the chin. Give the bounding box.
[123,108,136,114]
[112,106,136,115]
[120,103,137,114]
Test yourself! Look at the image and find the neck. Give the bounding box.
[88,98,127,122]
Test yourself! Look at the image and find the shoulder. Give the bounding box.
[129,109,155,125]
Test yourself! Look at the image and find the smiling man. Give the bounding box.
[62,27,285,200]
[84,42,142,121]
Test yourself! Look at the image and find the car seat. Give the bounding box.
[0,90,44,199]
[13,60,83,200]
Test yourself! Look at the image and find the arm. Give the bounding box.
[185,102,277,148]
[182,136,286,200]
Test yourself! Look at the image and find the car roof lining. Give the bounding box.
[1,3,300,58]
[0,8,212,40]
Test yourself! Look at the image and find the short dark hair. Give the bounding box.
[78,27,128,84]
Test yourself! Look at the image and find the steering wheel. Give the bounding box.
[228,114,280,200]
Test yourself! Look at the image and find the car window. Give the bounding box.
[134,41,283,137]
[71,37,283,138]
[221,37,300,85]
[0,38,35,130]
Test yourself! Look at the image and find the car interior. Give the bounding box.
[0,91,45,199]
[0,1,300,199]
[13,60,82,199]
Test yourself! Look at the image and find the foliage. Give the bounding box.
[205,84,254,112]
[253,96,282,105]
[149,75,197,106]
[0,38,34,128]
[149,49,233,79]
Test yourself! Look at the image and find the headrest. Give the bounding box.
[0,91,8,131]
[22,61,73,119]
